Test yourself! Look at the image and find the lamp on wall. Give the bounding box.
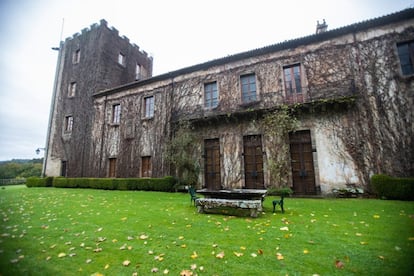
[36,148,46,155]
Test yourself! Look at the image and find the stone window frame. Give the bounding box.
[283,63,303,94]
[396,40,414,76]
[72,49,80,64]
[64,115,73,133]
[112,103,121,125]
[135,63,141,80]
[143,95,155,119]
[68,82,76,97]
[118,52,126,66]
[240,73,258,104]
[204,81,219,109]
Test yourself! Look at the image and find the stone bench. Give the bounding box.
[195,198,263,217]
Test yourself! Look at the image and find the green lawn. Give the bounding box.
[0,186,413,275]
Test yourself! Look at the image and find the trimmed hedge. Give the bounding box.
[371,174,414,200]
[26,176,176,192]
[26,177,53,187]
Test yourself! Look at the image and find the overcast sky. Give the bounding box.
[0,0,412,161]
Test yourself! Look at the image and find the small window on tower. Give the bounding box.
[136,64,141,80]
[65,116,73,132]
[68,82,76,97]
[73,49,80,64]
[118,53,126,66]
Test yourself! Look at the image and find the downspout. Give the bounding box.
[98,95,108,177]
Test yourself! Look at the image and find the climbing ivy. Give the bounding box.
[262,105,298,188]
[165,120,200,186]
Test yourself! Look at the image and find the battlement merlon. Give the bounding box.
[62,19,152,59]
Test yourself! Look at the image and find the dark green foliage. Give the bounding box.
[371,174,414,200]
[48,176,176,192]
[0,159,43,179]
[267,186,294,196]
[26,177,53,187]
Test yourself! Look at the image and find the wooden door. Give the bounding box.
[108,158,117,178]
[289,130,316,194]
[243,135,264,189]
[204,139,221,190]
[141,156,152,177]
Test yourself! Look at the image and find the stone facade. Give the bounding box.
[44,10,414,195]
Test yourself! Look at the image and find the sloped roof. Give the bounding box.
[95,8,414,97]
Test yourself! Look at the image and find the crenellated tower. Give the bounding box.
[44,19,153,177]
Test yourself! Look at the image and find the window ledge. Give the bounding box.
[239,100,261,108]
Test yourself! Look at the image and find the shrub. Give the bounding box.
[267,186,293,196]
[50,177,176,192]
[371,174,414,200]
[26,177,53,187]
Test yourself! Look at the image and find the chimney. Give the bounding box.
[316,19,328,34]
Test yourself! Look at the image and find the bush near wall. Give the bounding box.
[371,174,414,200]
[26,177,53,187]
[27,177,176,192]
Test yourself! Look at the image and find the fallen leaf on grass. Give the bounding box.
[216,251,225,259]
[276,253,284,260]
[104,264,110,269]
[303,249,309,254]
[191,251,198,259]
[180,269,193,276]
[335,260,344,269]
[122,260,131,266]
[279,226,289,231]
[163,269,169,274]
[234,252,243,257]
[58,252,66,258]
[139,234,149,240]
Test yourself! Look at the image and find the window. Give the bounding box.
[73,49,80,64]
[68,82,76,97]
[108,158,117,178]
[65,116,73,132]
[144,96,154,118]
[241,74,257,103]
[118,53,125,66]
[135,64,141,80]
[204,81,218,108]
[112,104,121,124]
[283,64,302,94]
[397,41,414,75]
[141,156,152,177]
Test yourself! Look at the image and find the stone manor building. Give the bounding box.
[44,9,414,195]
